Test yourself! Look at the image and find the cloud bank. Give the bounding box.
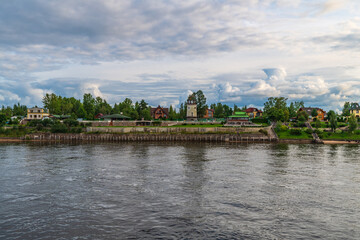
[0,0,359,112]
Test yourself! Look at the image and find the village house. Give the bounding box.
[226,111,252,126]
[26,107,50,120]
[350,107,360,117]
[203,109,215,119]
[298,107,326,120]
[150,106,169,120]
[245,107,263,118]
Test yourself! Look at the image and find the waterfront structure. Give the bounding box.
[186,96,197,121]
[298,107,326,120]
[226,111,251,125]
[26,107,50,120]
[245,107,263,118]
[151,106,169,120]
[350,107,360,117]
[203,109,215,119]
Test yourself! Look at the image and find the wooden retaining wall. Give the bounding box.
[22,133,277,143]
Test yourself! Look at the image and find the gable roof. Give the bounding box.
[151,106,169,115]
[245,107,262,113]
[299,107,326,115]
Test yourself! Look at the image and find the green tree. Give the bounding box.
[179,103,186,120]
[233,104,240,113]
[327,110,337,132]
[43,93,62,114]
[169,105,177,120]
[214,103,224,118]
[12,103,27,116]
[263,97,288,121]
[297,110,309,121]
[315,118,321,128]
[0,113,7,126]
[311,109,318,118]
[348,114,358,133]
[83,93,96,119]
[342,102,351,116]
[194,90,207,118]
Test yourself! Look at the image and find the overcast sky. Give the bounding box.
[0,0,359,111]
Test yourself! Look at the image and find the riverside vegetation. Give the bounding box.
[1,93,360,141]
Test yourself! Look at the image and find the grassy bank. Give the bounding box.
[276,130,313,139]
[0,127,30,138]
[320,132,360,140]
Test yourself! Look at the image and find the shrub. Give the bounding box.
[275,121,283,131]
[294,121,306,127]
[51,123,68,133]
[259,129,268,136]
[315,129,323,134]
[70,127,82,133]
[28,119,42,127]
[280,125,288,131]
[305,128,313,134]
[42,119,54,127]
[63,119,79,127]
[289,128,302,135]
[36,124,44,131]
[252,118,268,124]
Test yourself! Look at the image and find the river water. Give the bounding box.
[0,142,359,239]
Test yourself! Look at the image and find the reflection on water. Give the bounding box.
[0,142,360,239]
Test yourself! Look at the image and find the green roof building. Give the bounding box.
[226,111,251,125]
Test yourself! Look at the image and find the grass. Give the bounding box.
[320,132,360,140]
[310,122,348,128]
[0,127,30,138]
[276,129,313,139]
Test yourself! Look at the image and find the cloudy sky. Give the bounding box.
[1,0,360,111]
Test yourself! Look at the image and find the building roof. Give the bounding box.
[299,107,326,115]
[228,111,249,118]
[245,107,259,113]
[150,106,169,116]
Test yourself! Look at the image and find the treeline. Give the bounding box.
[43,92,237,120]
[0,103,28,118]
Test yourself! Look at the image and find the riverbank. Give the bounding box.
[1,133,360,144]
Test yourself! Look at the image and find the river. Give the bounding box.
[0,142,359,239]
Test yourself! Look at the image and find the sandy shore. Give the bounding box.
[0,138,24,142]
[323,140,360,144]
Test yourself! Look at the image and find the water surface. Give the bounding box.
[0,143,359,239]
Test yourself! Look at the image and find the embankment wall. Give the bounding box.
[21,133,276,143]
[86,126,268,134]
